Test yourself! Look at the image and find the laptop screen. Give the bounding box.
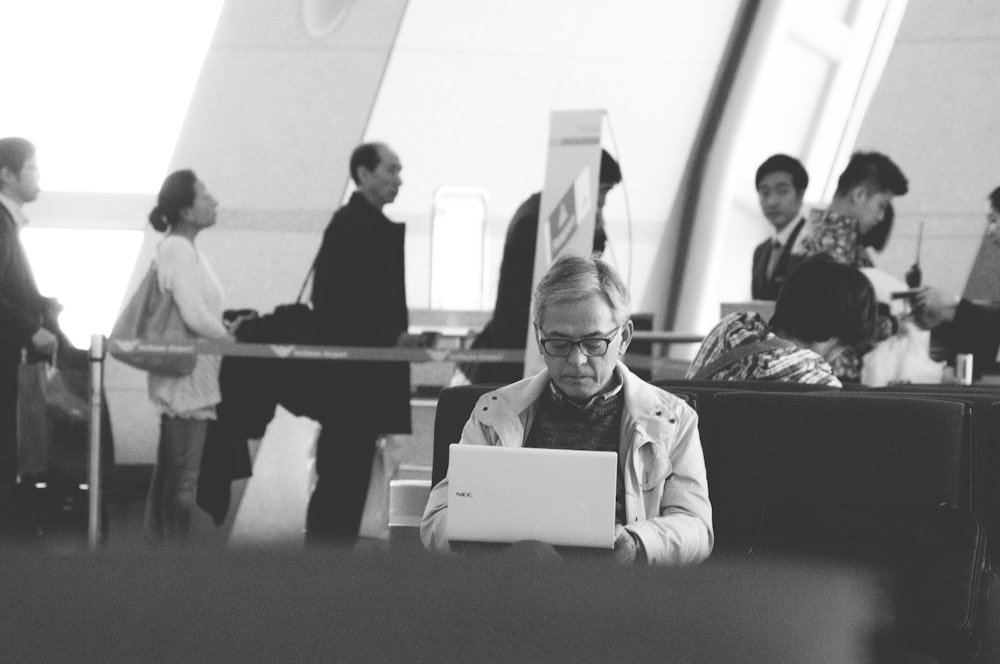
[445,444,617,549]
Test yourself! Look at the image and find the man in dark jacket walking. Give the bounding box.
[308,142,413,546]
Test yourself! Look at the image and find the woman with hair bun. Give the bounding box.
[144,169,232,542]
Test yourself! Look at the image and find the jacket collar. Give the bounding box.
[488,362,670,434]
[0,193,28,229]
[347,191,390,224]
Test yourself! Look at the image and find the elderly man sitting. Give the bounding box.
[421,254,713,565]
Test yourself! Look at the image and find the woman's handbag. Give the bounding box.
[109,262,197,376]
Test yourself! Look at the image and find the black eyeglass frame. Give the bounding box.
[536,324,625,358]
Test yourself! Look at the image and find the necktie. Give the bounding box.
[766,240,783,279]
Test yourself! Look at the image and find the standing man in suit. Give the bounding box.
[751,154,810,300]
[309,142,416,547]
[0,137,59,534]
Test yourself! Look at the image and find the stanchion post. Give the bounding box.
[88,334,106,551]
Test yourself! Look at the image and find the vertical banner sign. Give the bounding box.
[963,226,1000,305]
[523,110,604,377]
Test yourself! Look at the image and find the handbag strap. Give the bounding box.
[296,256,316,304]
[692,337,798,380]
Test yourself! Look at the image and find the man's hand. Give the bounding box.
[612,525,645,565]
[31,328,58,356]
[911,287,958,330]
[225,311,257,337]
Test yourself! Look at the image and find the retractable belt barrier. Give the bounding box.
[86,335,701,549]
[106,338,526,364]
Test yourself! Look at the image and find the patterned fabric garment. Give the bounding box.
[799,209,874,269]
[686,312,841,386]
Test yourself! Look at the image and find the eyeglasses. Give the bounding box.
[538,325,623,358]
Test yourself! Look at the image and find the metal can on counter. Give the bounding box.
[956,353,974,385]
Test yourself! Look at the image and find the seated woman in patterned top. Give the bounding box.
[687,259,877,386]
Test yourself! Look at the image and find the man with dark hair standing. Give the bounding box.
[799,151,909,268]
[751,154,810,300]
[0,137,59,536]
[309,141,414,547]
[795,150,909,383]
[461,149,623,385]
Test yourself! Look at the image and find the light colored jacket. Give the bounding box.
[420,363,714,565]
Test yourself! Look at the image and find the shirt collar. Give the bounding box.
[773,215,803,245]
[548,366,625,411]
[0,192,29,229]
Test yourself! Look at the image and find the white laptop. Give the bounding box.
[446,444,617,549]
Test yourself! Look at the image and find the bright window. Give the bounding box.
[21,229,145,349]
[429,186,489,310]
[0,0,223,194]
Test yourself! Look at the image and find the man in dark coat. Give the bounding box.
[308,142,413,546]
[462,149,622,385]
[751,154,809,301]
[0,137,59,534]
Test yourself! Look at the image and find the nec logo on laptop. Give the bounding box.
[454,491,473,498]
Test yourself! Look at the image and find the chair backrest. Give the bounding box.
[431,384,498,486]
[653,378,841,393]
[872,384,1000,558]
[652,378,840,460]
[707,391,970,555]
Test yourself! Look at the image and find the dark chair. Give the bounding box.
[708,391,990,661]
[652,378,839,460]
[653,378,842,393]
[431,384,499,487]
[872,384,1000,561]
[706,391,970,556]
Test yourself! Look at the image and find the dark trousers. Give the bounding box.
[305,421,377,548]
[0,353,19,493]
[0,353,30,538]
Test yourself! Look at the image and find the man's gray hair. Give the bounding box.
[531,253,630,328]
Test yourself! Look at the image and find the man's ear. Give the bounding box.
[618,319,634,356]
[849,185,869,206]
[356,164,374,186]
[0,166,14,187]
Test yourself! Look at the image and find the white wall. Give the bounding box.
[854,0,1000,300]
